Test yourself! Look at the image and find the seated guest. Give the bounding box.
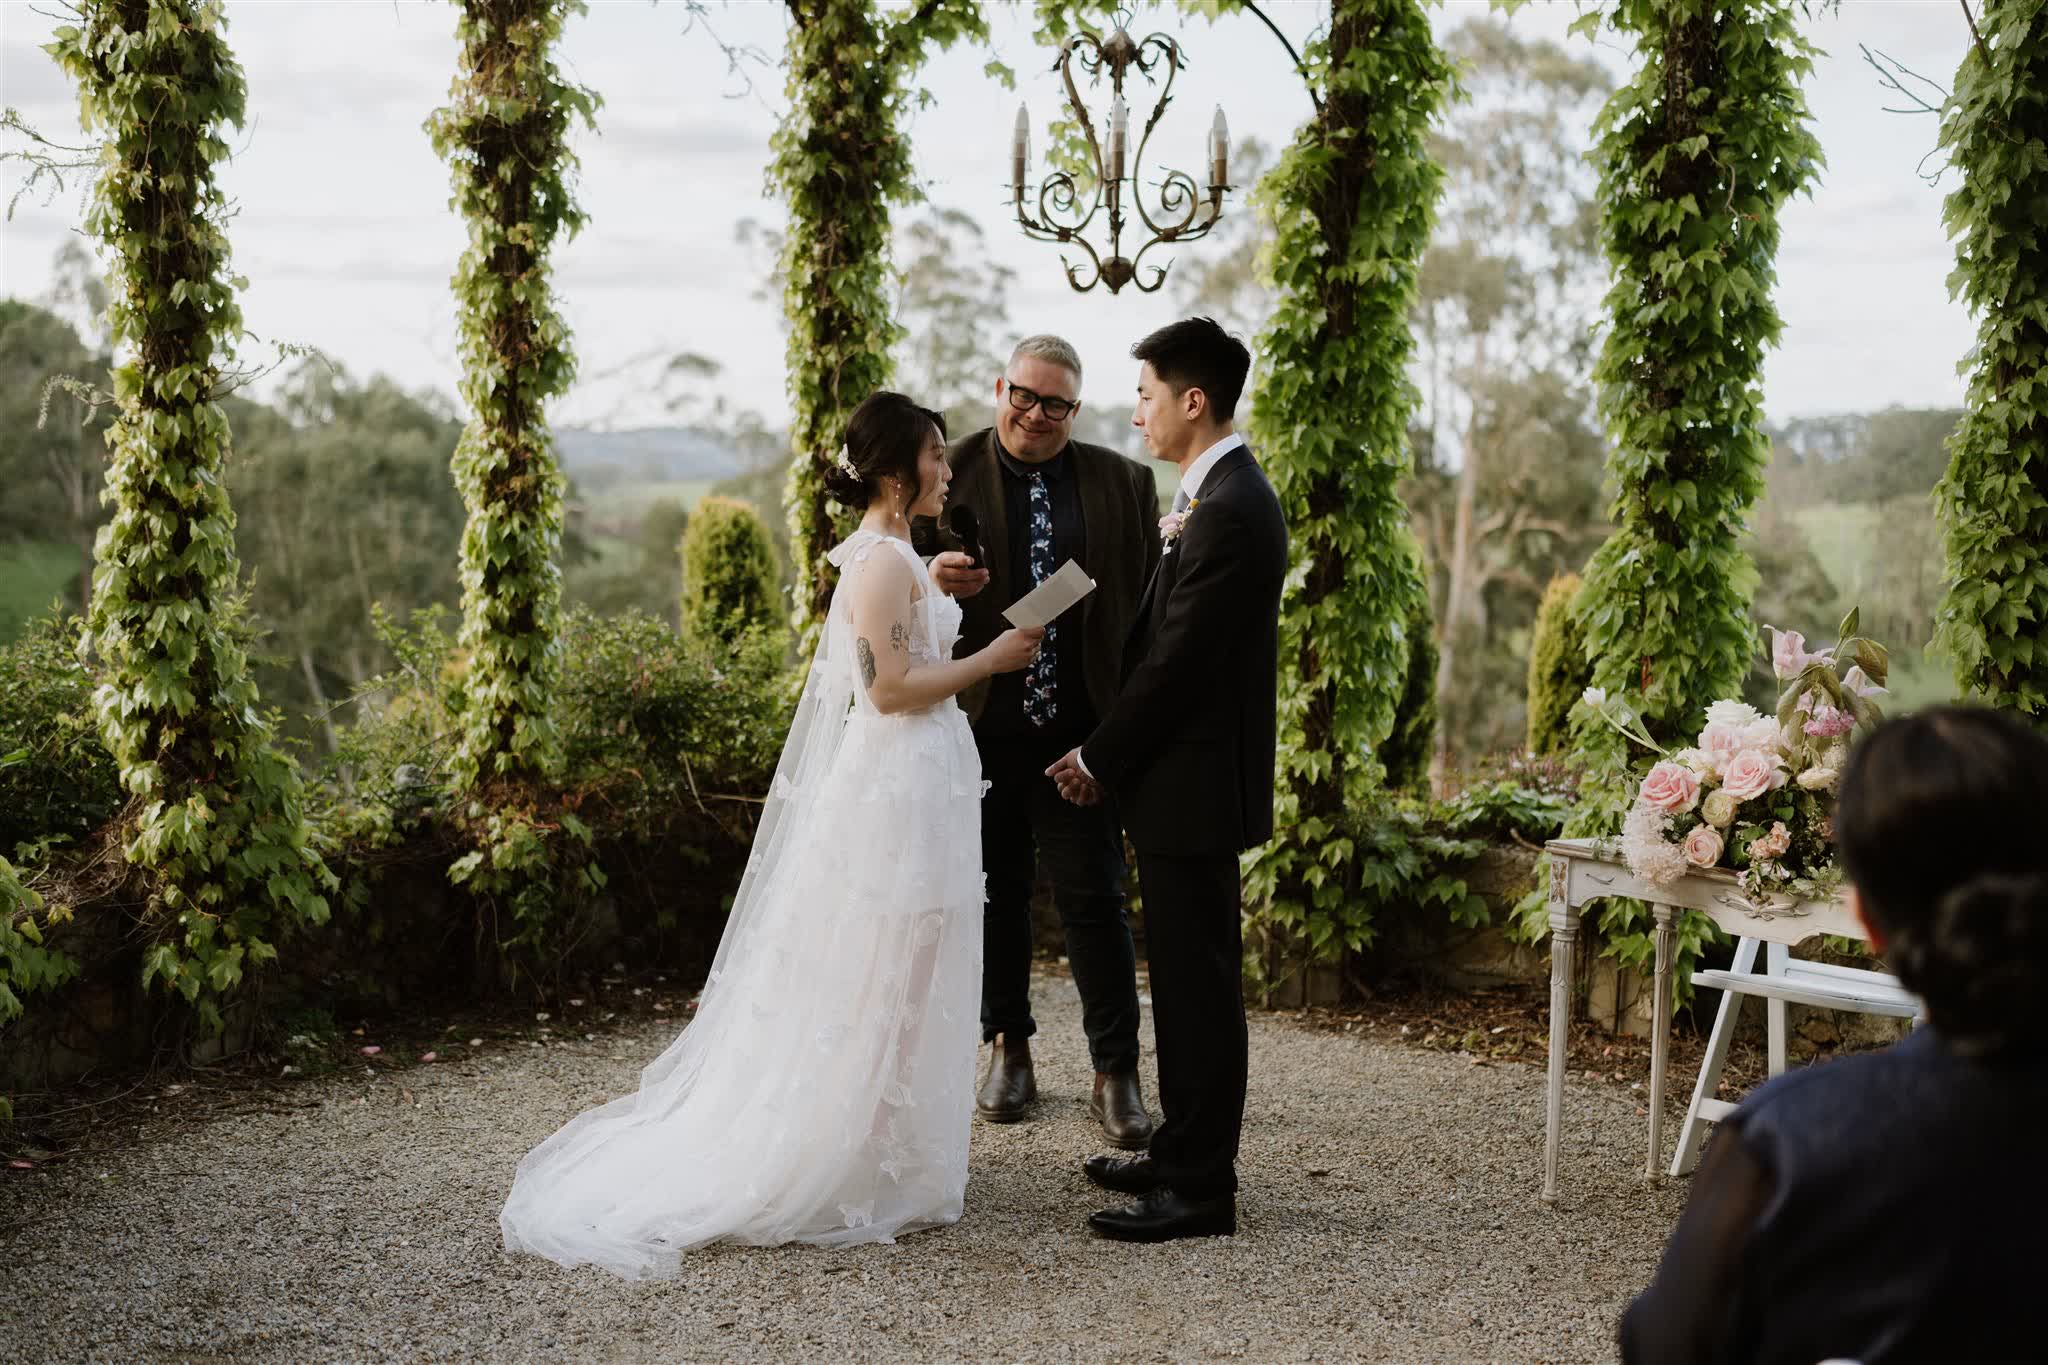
[1620,703,2048,1365]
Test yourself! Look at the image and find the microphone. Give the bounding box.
[947,504,985,570]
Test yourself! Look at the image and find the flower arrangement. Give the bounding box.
[1582,609,1890,901]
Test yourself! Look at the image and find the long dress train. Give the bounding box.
[499,531,984,1278]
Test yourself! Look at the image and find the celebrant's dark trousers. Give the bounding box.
[977,726,1142,1075]
[1135,847,1246,1199]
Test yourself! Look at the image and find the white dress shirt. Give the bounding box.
[1177,431,1245,507]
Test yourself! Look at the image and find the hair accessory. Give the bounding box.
[834,444,858,480]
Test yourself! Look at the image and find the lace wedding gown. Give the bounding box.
[501,531,984,1278]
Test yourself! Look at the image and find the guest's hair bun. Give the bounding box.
[1892,871,2048,1057]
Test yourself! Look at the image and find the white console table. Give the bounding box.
[1540,837,1869,1203]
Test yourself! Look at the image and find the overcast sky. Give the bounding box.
[1,0,1976,432]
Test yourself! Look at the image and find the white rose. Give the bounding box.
[1705,699,1762,729]
[1796,766,1838,793]
[1741,716,1785,754]
[1702,789,1740,828]
[1676,747,1716,779]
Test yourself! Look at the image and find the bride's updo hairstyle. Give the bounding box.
[1834,704,2048,1058]
[822,390,947,509]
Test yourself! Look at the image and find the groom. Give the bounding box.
[1048,316,1287,1242]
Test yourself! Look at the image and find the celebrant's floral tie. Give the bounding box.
[1024,471,1058,728]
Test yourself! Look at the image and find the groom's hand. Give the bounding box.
[931,551,990,599]
[1045,748,1102,806]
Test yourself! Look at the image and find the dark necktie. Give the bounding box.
[1024,470,1058,728]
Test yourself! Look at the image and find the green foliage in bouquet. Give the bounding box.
[682,496,780,646]
[1526,572,1589,757]
[1933,0,2048,721]
[426,0,597,791]
[771,0,987,645]
[49,2,333,1032]
[1241,0,1456,963]
[1550,0,1821,976]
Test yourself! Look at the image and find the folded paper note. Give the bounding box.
[1002,559,1097,629]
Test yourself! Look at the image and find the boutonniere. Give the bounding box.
[1158,499,1199,550]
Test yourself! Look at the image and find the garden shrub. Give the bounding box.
[1380,582,1439,793]
[0,615,121,858]
[681,496,781,645]
[1525,572,1589,757]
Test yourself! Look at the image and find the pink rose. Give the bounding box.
[1698,723,1747,773]
[1719,750,1782,801]
[1638,760,1701,814]
[1750,821,1792,861]
[1682,825,1725,869]
[1768,627,1831,681]
[1158,512,1187,543]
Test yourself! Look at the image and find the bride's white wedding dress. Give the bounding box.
[501,530,984,1278]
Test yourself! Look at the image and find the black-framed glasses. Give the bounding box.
[1004,382,1079,421]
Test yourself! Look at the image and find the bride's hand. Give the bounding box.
[981,626,1045,676]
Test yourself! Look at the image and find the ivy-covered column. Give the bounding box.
[1241,0,1454,961]
[1933,0,2048,719]
[773,0,985,638]
[1565,0,1821,833]
[52,0,331,1029]
[427,0,596,788]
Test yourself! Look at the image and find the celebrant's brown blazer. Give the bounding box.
[911,425,1161,727]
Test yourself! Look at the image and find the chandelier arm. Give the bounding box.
[1126,35,1204,240]
[1121,233,1180,293]
[1057,33,1112,204]
[1058,235,1109,292]
[1014,169,1103,242]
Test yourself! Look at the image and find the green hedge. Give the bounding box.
[1525,573,1589,757]
[681,496,781,646]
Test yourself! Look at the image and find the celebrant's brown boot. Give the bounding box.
[976,1035,1037,1121]
[1089,1068,1155,1150]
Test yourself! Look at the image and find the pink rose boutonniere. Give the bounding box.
[1159,499,1200,550]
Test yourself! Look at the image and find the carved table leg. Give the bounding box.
[1647,901,1677,1183]
[1542,857,1574,1204]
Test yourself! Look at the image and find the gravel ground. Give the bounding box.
[0,966,1687,1363]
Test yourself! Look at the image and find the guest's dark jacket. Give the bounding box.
[912,426,1160,727]
[1080,444,1287,858]
[1621,1025,2048,1365]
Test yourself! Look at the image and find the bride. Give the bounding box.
[500,391,1044,1278]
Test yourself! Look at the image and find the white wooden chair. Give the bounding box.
[1670,938,1925,1177]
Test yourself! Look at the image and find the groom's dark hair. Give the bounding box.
[1131,317,1252,421]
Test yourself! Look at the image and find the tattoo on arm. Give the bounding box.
[889,621,908,653]
[856,637,877,689]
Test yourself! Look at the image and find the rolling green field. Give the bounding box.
[0,540,81,645]
[582,479,715,525]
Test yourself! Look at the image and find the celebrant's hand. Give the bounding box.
[931,551,990,599]
[1045,748,1101,806]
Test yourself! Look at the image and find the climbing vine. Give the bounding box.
[426,0,596,789]
[772,0,986,640]
[1553,0,1821,968]
[49,0,333,1030]
[1933,0,2048,719]
[1239,0,1454,969]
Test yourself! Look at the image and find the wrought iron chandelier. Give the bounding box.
[1009,9,1230,295]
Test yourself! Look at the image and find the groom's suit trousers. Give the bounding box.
[1135,848,1247,1200]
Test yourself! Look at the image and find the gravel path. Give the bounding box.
[1,967,1687,1363]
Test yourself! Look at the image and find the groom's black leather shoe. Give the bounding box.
[1087,1187,1236,1243]
[975,1035,1037,1121]
[1088,1069,1155,1150]
[1082,1153,1161,1196]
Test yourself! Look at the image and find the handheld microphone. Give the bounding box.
[947,504,985,570]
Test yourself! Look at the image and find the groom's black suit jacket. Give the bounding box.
[1081,445,1288,858]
